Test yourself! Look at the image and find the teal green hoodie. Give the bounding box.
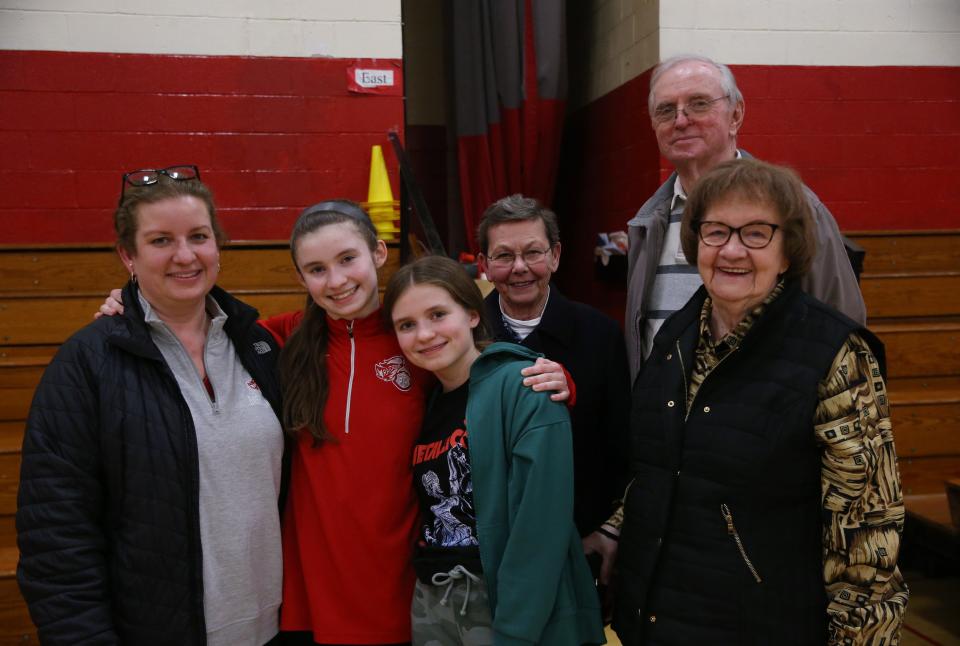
[466,342,605,646]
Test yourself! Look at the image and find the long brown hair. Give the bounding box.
[279,200,379,445]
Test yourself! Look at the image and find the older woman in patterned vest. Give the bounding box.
[612,158,908,645]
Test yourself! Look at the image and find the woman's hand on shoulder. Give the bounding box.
[94,289,125,319]
[520,357,570,402]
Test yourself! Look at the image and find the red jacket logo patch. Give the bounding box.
[374,355,412,392]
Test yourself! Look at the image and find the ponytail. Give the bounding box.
[279,296,333,444]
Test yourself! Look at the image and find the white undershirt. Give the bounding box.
[499,288,550,341]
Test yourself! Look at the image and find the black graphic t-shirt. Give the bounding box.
[411,382,482,580]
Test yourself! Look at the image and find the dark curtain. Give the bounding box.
[452,0,567,252]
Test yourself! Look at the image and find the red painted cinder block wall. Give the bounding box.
[555,64,960,319]
[735,65,960,231]
[0,50,403,244]
[554,68,659,322]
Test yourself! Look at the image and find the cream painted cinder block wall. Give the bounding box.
[570,0,660,108]
[660,0,960,66]
[0,0,402,58]
[575,0,960,104]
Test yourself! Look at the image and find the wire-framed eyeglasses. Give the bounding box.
[694,221,780,249]
[119,165,200,205]
[652,95,729,125]
[486,248,551,268]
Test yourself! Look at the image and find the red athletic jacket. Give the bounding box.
[261,309,429,643]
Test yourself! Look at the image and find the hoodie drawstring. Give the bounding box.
[431,565,482,616]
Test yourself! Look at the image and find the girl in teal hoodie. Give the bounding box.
[383,255,604,646]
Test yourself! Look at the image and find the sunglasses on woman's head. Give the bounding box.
[118,165,200,205]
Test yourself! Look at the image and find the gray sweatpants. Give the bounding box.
[411,566,493,646]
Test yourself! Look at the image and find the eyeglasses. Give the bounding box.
[486,248,551,268]
[652,95,729,125]
[694,221,780,249]
[119,165,200,204]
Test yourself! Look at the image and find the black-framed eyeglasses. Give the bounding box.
[694,221,780,249]
[119,165,200,205]
[652,95,729,125]
[486,248,552,268]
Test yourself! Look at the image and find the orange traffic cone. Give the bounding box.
[363,145,400,241]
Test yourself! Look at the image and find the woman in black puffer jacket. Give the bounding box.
[17,167,285,645]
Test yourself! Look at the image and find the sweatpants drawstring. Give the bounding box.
[431,564,482,616]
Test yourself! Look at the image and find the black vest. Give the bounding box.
[613,281,883,646]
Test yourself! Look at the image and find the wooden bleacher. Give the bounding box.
[0,233,955,638]
[0,242,400,643]
[850,231,960,569]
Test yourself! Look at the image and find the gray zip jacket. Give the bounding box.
[625,150,867,381]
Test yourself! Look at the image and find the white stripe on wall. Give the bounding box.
[0,0,402,58]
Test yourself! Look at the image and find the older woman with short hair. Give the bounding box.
[613,159,908,645]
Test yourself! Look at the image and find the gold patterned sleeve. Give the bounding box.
[604,502,625,533]
[815,332,909,645]
[600,480,630,533]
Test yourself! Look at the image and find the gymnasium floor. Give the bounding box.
[602,571,960,646]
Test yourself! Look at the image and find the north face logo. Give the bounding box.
[375,355,412,392]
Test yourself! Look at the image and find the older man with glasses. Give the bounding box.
[477,195,631,580]
[624,54,866,383]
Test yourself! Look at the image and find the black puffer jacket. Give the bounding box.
[16,283,284,645]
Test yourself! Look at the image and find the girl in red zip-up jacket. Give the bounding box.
[260,202,429,645]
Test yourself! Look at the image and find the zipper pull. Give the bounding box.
[347,320,354,338]
[720,503,734,534]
